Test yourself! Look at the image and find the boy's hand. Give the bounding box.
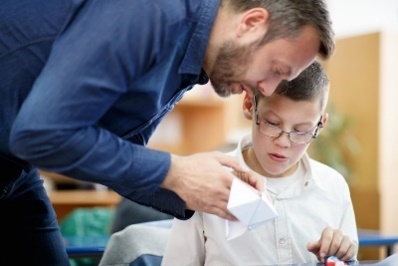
[307,227,358,262]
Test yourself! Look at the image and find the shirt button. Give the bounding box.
[279,238,286,244]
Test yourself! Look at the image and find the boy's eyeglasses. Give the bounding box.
[253,95,323,145]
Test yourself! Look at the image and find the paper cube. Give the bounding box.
[227,178,278,230]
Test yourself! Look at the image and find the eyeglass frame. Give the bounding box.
[252,95,324,144]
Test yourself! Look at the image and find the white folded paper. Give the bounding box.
[226,178,278,240]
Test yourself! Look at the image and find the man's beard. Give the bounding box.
[208,40,260,97]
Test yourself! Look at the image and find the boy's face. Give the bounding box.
[244,93,326,177]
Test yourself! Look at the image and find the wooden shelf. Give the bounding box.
[48,190,120,221]
[148,93,233,155]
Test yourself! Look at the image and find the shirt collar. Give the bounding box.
[302,153,325,189]
[232,134,252,170]
[179,0,220,77]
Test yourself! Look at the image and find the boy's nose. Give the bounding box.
[273,131,291,148]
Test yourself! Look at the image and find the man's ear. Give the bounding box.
[236,8,269,41]
[242,93,254,120]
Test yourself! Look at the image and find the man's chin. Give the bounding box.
[209,83,233,98]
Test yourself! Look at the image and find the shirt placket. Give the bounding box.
[274,196,293,264]
[271,178,310,264]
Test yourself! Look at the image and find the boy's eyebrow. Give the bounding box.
[262,111,318,127]
[295,121,317,127]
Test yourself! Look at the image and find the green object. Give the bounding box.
[60,207,115,266]
[60,207,114,236]
[308,102,361,182]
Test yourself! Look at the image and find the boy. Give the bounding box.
[162,61,358,265]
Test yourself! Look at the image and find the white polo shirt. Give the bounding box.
[162,134,358,266]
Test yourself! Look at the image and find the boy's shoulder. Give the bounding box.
[306,155,349,188]
[306,156,353,201]
[308,157,342,176]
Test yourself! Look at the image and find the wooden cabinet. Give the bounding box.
[48,190,120,221]
[148,84,248,155]
[324,31,398,258]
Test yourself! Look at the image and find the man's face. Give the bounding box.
[209,25,320,98]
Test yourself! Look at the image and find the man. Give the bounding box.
[0,0,334,264]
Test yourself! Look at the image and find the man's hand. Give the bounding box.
[307,227,358,262]
[161,151,265,220]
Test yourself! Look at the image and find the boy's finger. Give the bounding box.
[306,240,320,253]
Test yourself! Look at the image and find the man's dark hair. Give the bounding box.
[223,0,334,59]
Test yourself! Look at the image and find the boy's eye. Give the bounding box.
[266,120,279,126]
[294,128,312,134]
[293,130,306,134]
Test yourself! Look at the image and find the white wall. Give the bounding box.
[326,0,398,38]
[379,31,398,234]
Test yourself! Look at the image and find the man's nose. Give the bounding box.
[257,78,283,97]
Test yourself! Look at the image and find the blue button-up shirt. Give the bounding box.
[2,0,220,218]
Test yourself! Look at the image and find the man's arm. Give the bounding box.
[9,0,265,220]
[9,0,184,215]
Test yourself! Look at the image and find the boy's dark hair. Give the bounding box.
[274,61,329,111]
[223,0,334,59]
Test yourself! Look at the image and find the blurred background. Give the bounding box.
[40,0,398,262]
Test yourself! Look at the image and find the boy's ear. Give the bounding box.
[242,93,254,120]
[319,113,329,133]
[236,8,269,41]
